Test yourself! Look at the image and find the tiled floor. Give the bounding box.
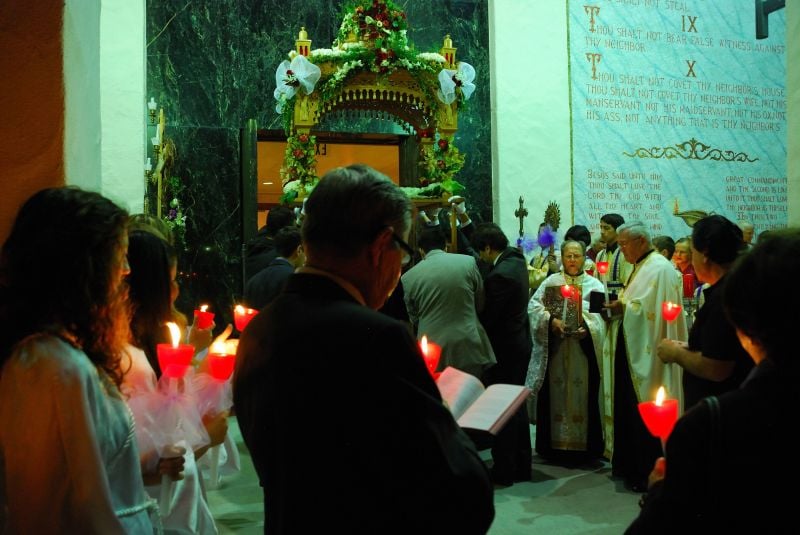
[206,418,641,534]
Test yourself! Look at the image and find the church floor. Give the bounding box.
[207,419,641,534]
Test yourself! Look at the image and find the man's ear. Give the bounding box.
[368,228,393,268]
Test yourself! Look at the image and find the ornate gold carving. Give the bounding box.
[623,137,758,162]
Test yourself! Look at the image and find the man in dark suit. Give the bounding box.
[233,164,494,534]
[468,222,533,486]
[244,205,295,282]
[243,226,304,309]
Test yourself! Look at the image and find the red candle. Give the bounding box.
[661,301,682,322]
[419,335,442,379]
[234,305,258,332]
[637,386,679,442]
[207,341,235,381]
[682,273,694,298]
[194,304,215,330]
[156,322,195,378]
[560,284,574,323]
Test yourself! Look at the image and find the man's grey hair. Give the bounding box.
[302,164,412,258]
[561,239,586,255]
[616,221,651,244]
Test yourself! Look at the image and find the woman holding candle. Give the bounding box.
[526,239,607,464]
[129,213,214,354]
[656,216,751,410]
[0,187,161,532]
[627,228,800,533]
[122,229,228,534]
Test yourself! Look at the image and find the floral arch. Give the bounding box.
[273,0,476,203]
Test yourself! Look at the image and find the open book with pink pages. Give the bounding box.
[436,366,531,437]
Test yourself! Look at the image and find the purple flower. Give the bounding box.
[168,208,178,220]
[537,225,557,248]
[516,234,537,254]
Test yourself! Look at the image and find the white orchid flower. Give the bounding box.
[436,61,477,105]
[273,55,322,113]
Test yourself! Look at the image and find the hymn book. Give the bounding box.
[436,366,531,437]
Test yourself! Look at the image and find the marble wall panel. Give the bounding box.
[147,0,490,323]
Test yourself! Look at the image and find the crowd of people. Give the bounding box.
[0,172,791,533]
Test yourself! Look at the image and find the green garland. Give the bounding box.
[279,133,318,203]
[419,136,465,191]
[276,0,470,196]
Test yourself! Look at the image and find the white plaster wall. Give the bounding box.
[64,0,145,213]
[489,0,797,236]
[490,0,573,245]
[788,1,799,226]
[64,0,101,191]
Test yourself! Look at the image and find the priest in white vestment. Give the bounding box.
[526,240,607,464]
[601,221,687,492]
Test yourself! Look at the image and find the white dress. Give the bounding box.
[0,334,158,533]
[121,344,219,535]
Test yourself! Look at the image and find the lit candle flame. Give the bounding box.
[235,304,245,315]
[596,261,609,275]
[200,304,208,312]
[560,284,573,298]
[166,322,181,348]
[420,335,429,355]
[655,386,666,406]
[210,340,228,355]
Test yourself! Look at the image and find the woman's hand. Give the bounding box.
[204,411,229,447]
[195,411,229,459]
[142,446,186,485]
[188,322,214,354]
[656,339,687,364]
[648,456,666,488]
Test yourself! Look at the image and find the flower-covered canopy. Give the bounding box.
[273,0,476,202]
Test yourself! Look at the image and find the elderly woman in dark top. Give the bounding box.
[627,227,800,533]
[656,215,751,410]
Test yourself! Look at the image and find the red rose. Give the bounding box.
[437,139,449,151]
[293,149,303,158]
[298,134,309,143]
[437,159,446,169]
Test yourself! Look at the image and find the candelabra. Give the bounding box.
[148,97,158,123]
[145,98,167,218]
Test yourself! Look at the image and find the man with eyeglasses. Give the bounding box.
[596,213,633,298]
[526,239,607,465]
[600,221,687,494]
[233,164,494,534]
